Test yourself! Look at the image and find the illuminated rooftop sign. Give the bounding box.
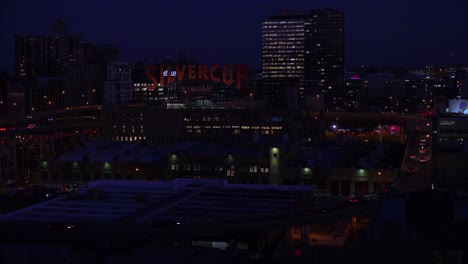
[146,64,248,90]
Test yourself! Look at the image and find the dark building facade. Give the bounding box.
[0,71,7,119]
[304,8,345,109]
[99,104,329,184]
[132,61,156,105]
[343,75,362,112]
[102,105,301,145]
[6,80,25,118]
[15,20,84,113]
[14,19,117,113]
[254,78,299,109]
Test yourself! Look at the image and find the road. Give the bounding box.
[395,116,433,192]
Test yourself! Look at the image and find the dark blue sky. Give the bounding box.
[1,0,467,73]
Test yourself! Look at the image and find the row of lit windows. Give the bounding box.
[262,23,304,30]
[201,116,221,121]
[263,21,304,24]
[262,46,301,50]
[263,54,304,58]
[262,38,300,42]
[185,125,282,130]
[187,129,281,135]
[112,136,147,141]
[263,21,304,25]
[263,62,304,68]
[171,164,270,174]
[262,72,303,76]
[114,125,144,134]
[263,63,303,67]
[263,66,302,70]
[262,49,304,54]
[184,115,283,123]
[262,50,305,54]
[262,41,301,45]
[134,83,152,87]
[262,33,305,37]
[262,39,304,44]
[263,74,297,78]
[262,25,303,29]
[262,38,304,43]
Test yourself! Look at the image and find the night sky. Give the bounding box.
[1,0,467,74]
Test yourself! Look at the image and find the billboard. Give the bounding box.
[448,99,468,115]
[145,64,248,91]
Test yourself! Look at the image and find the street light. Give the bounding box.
[377,171,382,192]
[92,89,96,105]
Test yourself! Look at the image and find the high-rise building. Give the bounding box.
[261,9,344,109]
[262,11,306,99]
[104,62,133,105]
[52,19,84,74]
[304,9,344,108]
[14,19,85,113]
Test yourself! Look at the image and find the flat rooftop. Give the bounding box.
[52,139,272,163]
[1,179,312,224]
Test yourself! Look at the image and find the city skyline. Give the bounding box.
[1,0,467,74]
[1,1,468,261]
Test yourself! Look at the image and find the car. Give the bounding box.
[47,223,76,230]
[152,219,182,228]
[419,147,428,154]
[420,138,427,143]
[406,167,416,174]
[419,157,428,163]
[384,186,401,196]
[348,196,369,206]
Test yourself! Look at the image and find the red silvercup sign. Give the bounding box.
[145,64,248,90]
